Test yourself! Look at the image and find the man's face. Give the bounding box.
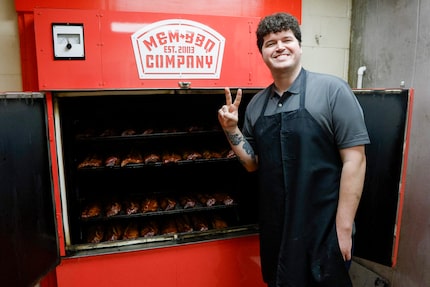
[261,29,302,73]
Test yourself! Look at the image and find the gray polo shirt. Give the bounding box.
[242,69,370,150]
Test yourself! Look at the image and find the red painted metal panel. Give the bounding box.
[33,9,274,90]
[100,11,271,89]
[35,9,271,90]
[17,13,39,91]
[15,0,302,21]
[55,236,265,287]
[40,270,58,287]
[33,9,104,90]
[46,92,66,257]
[391,89,414,267]
[16,1,301,91]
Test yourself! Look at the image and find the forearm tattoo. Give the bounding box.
[242,140,255,158]
[227,132,243,146]
[226,132,255,159]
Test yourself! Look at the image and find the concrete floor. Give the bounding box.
[350,260,389,287]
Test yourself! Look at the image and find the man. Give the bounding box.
[218,12,369,286]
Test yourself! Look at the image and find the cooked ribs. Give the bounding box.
[124,200,140,215]
[197,193,216,207]
[123,222,140,239]
[105,201,122,217]
[87,225,104,243]
[182,151,202,160]
[202,150,222,159]
[142,128,154,135]
[121,150,143,167]
[105,155,121,167]
[160,197,177,211]
[162,152,182,164]
[121,129,137,136]
[105,224,123,241]
[211,215,228,229]
[141,197,159,213]
[214,193,234,205]
[191,215,209,231]
[77,155,103,169]
[161,219,178,235]
[179,195,196,209]
[144,153,160,164]
[81,203,101,218]
[224,149,237,159]
[140,221,159,237]
[176,215,193,233]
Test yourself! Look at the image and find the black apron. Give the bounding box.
[254,70,352,286]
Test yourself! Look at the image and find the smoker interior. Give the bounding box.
[57,89,260,256]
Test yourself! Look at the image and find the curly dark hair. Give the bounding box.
[256,12,302,53]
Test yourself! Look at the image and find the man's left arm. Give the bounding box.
[337,145,367,261]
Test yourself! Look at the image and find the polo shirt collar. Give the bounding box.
[270,68,305,98]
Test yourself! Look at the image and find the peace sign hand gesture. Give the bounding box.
[218,87,242,133]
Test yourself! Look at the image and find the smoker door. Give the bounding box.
[0,93,59,287]
[353,89,412,266]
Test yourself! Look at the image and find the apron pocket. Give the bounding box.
[310,226,352,286]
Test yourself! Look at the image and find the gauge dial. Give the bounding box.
[52,23,85,59]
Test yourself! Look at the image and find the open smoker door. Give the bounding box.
[0,93,59,287]
[353,89,413,267]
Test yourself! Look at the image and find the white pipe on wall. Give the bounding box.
[357,66,367,88]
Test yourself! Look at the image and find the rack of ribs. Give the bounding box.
[141,197,159,213]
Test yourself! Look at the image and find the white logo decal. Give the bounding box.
[131,19,225,79]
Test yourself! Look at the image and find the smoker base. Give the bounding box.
[54,235,265,287]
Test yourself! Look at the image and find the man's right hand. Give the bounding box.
[217,87,242,132]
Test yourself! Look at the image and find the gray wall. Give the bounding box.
[0,0,22,91]
[349,0,430,286]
